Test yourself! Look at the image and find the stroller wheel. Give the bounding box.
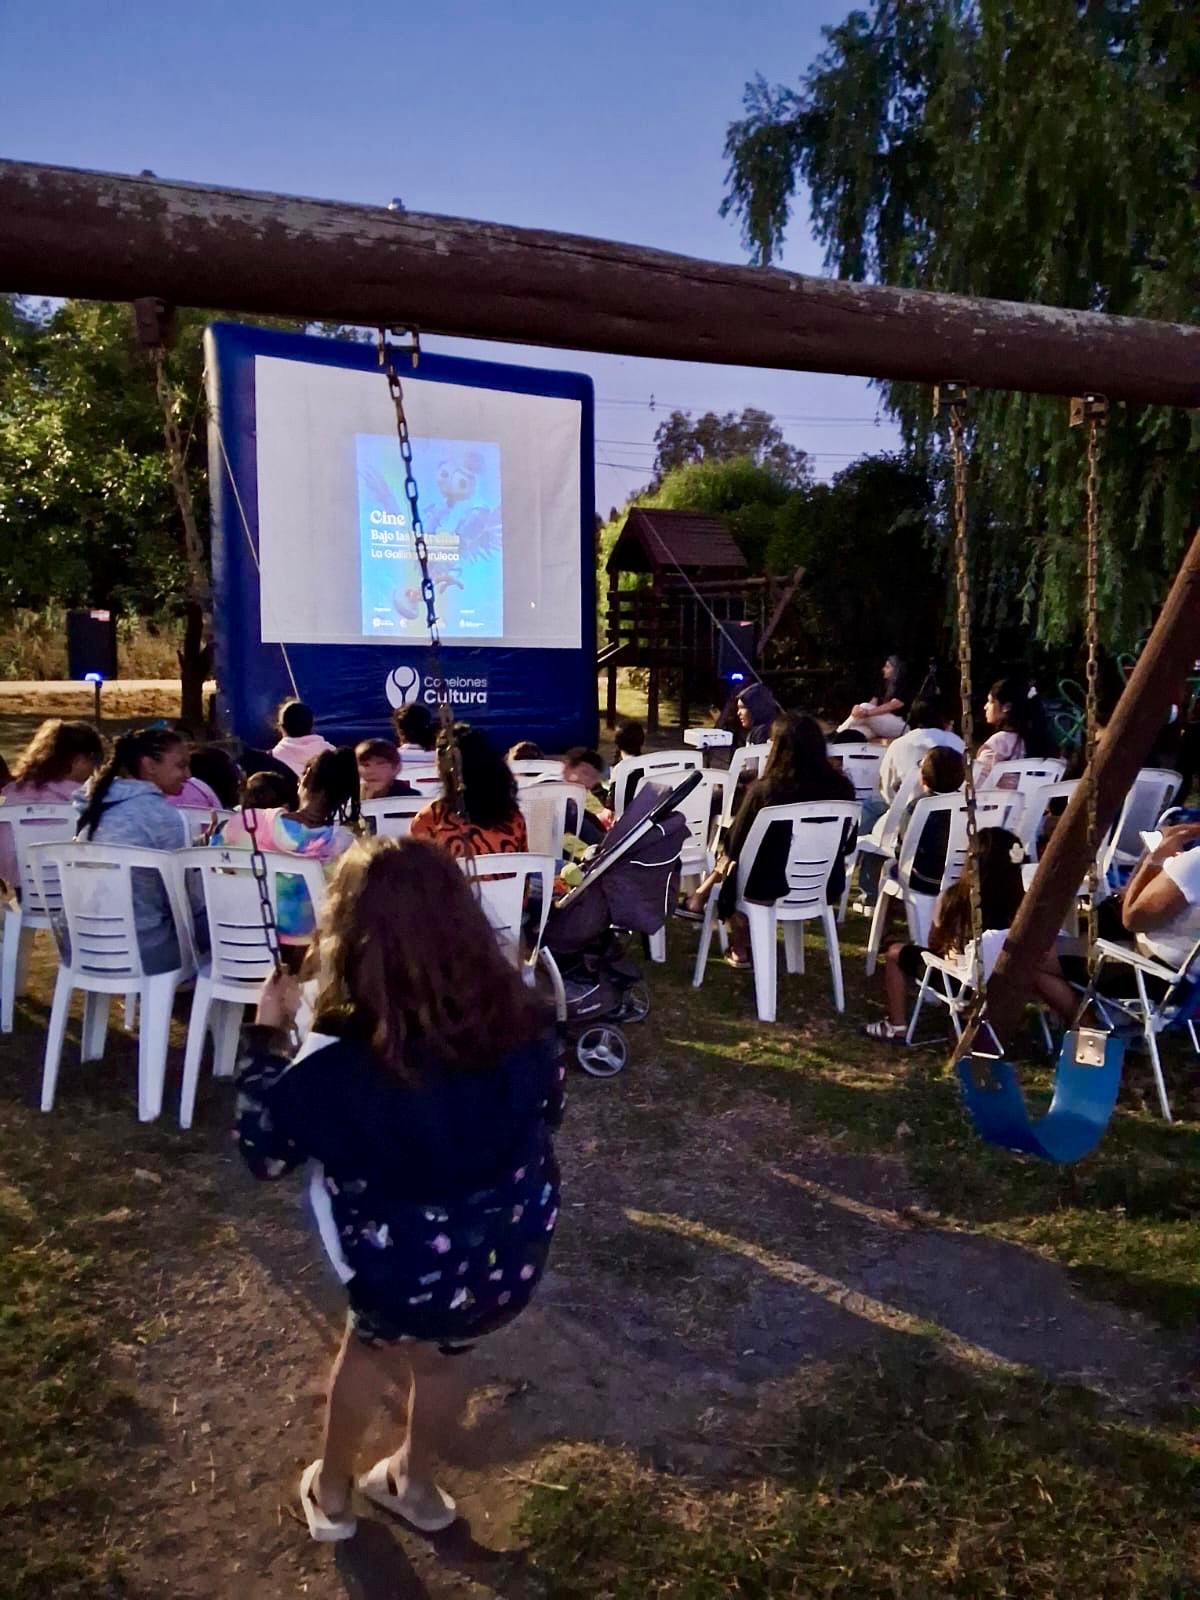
[619,980,651,1023]
[575,1025,628,1077]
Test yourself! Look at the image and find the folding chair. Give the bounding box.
[0,802,77,1033]
[693,799,860,1022]
[177,847,329,1129]
[1099,768,1182,888]
[906,929,1054,1051]
[32,842,197,1123]
[1081,936,1200,1122]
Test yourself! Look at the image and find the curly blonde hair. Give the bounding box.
[306,836,546,1073]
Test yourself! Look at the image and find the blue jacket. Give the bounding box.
[74,779,190,970]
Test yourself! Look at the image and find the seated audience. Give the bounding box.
[974,675,1054,785]
[864,827,1075,1043]
[877,696,964,805]
[272,700,335,778]
[507,740,545,763]
[734,682,782,747]
[393,702,438,756]
[74,727,195,973]
[233,837,561,1540]
[557,746,609,844]
[187,746,243,810]
[614,720,645,762]
[837,655,909,742]
[355,738,416,800]
[1119,821,1200,969]
[0,719,104,887]
[215,748,360,947]
[682,713,856,969]
[242,768,299,812]
[410,724,528,859]
[857,745,966,906]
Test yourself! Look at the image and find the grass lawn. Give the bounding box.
[2,905,1199,1596]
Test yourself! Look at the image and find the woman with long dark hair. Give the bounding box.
[975,675,1054,785]
[410,723,528,858]
[234,837,561,1542]
[683,713,856,967]
[74,726,194,972]
[837,654,909,742]
[213,747,360,946]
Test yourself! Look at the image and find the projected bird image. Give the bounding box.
[356,434,503,640]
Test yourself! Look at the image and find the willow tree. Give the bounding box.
[722,0,1199,650]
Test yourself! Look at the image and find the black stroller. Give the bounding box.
[541,772,698,1077]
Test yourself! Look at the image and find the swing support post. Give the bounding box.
[986,521,1200,1041]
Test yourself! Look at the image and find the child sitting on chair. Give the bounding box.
[234,837,562,1543]
[272,700,336,779]
[863,827,1076,1043]
[356,738,417,801]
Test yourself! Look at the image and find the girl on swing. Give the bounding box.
[235,836,563,1541]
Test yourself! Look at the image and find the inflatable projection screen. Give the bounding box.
[205,322,597,751]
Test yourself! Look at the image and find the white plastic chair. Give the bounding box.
[33,842,196,1123]
[1100,767,1182,884]
[864,791,1022,975]
[831,745,886,805]
[177,847,329,1129]
[722,743,772,818]
[459,852,557,972]
[1016,780,1080,865]
[693,799,860,1022]
[668,770,729,892]
[517,782,589,860]
[174,806,233,843]
[978,758,1066,796]
[509,759,563,782]
[611,749,703,818]
[360,794,426,839]
[0,802,77,1033]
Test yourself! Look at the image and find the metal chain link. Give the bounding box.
[1072,395,1108,972]
[377,328,466,822]
[938,384,985,1006]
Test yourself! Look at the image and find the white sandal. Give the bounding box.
[861,1019,908,1044]
[358,1457,457,1532]
[299,1460,358,1543]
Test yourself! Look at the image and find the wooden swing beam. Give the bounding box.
[2,160,1200,405]
[1,157,1199,1025]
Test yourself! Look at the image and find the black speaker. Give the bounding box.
[66,609,118,681]
[716,619,759,683]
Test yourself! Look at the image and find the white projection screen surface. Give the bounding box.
[253,356,584,650]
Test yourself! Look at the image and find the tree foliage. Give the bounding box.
[0,296,208,618]
[653,405,811,487]
[599,451,942,694]
[721,0,1200,649]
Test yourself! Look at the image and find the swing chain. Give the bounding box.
[1071,394,1109,967]
[377,327,465,818]
[937,382,985,1000]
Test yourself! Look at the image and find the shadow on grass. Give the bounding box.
[518,1338,1200,1599]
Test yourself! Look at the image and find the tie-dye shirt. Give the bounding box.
[211,808,356,941]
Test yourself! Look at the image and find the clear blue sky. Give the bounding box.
[0,0,898,512]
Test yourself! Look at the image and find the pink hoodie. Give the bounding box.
[0,778,81,887]
[271,733,336,778]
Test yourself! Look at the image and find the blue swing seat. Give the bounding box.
[957,1030,1125,1163]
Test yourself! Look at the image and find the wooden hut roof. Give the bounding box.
[606,508,748,575]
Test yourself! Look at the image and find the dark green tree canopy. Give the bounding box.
[653,405,811,488]
[722,0,1200,650]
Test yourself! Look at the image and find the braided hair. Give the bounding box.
[77,726,184,840]
[298,746,361,828]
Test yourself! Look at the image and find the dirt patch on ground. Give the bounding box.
[3,927,1194,1599]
